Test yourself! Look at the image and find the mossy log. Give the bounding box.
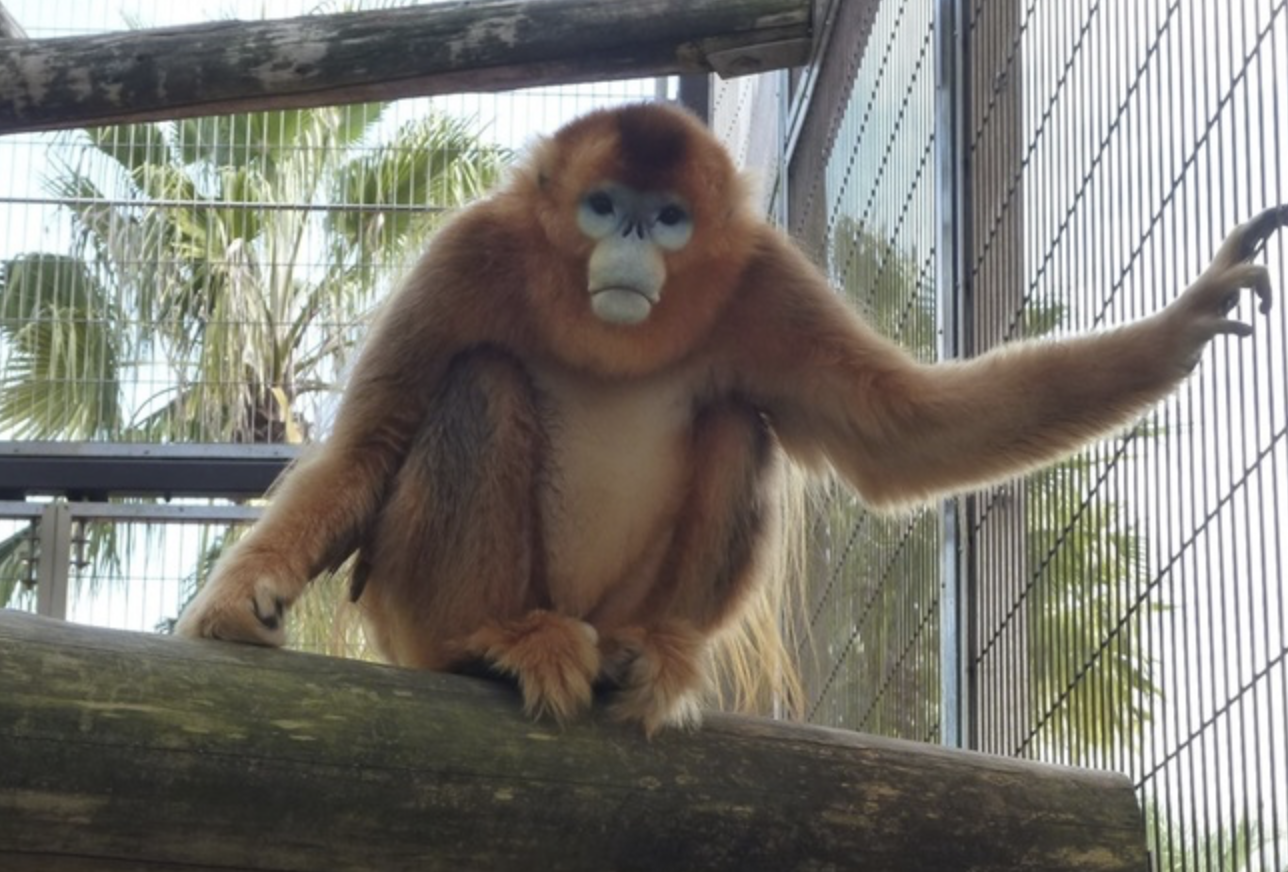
[0,0,811,134]
[0,610,1145,871]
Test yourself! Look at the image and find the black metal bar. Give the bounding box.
[0,442,299,500]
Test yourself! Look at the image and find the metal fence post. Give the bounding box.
[35,500,72,619]
[935,0,974,750]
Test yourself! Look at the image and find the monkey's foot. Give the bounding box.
[174,547,301,647]
[602,623,707,737]
[460,611,601,724]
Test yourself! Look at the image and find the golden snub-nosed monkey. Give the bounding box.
[178,102,1284,735]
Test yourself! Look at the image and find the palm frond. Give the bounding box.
[1024,454,1160,763]
[328,113,509,262]
[86,123,175,180]
[0,525,38,609]
[0,254,122,439]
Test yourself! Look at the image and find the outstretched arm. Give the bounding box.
[737,207,1283,507]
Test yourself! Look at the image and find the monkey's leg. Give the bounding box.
[601,401,779,735]
[353,347,600,722]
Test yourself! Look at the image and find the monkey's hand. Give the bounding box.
[1161,205,1284,373]
[174,545,300,646]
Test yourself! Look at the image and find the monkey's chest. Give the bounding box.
[531,366,696,617]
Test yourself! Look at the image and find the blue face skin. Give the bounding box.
[576,183,694,326]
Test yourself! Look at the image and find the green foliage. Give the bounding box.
[1,103,506,445]
[1023,454,1159,763]
[0,523,37,611]
[831,218,937,359]
[0,254,122,439]
[803,219,944,739]
[329,114,507,261]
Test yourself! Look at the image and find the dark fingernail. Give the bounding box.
[253,598,284,630]
[1240,205,1288,258]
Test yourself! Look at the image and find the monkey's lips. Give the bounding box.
[589,286,657,325]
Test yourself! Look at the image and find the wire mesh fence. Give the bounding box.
[970,2,1286,869]
[780,0,1287,868]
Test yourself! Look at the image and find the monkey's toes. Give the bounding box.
[603,624,708,736]
[461,611,601,723]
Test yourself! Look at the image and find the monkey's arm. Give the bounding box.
[742,207,1283,507]
[176,209,520,644]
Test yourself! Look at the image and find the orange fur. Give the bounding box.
[176,102,1281,732]
[458,612,600,724]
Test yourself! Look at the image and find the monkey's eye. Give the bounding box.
[650,199,693,251]
[586,191,615,217]
[656,204,688,227]
[577,189,624,239]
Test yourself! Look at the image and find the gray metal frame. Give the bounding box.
[2,498,264,620]
[933,0,971,751]
[0,441,299,500]
[1,442,287,619]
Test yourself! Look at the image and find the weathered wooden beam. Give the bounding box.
[0,611,1144,871]
[0,0,811,135]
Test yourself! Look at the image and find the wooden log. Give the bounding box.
[0,611,1145,871]
[0,0,811,135]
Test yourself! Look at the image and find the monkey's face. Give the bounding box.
[521,103,755,375]
[575,182,694,325]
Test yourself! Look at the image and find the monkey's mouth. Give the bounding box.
[589,286,657,326]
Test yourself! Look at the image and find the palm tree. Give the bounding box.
[0,102,508,638]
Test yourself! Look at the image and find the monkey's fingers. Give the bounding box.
[1229,261,1274,317]
[174,563,294,646]
[1235,204,1288,262]
[1206,263,1273,337]
[175,586,289,646]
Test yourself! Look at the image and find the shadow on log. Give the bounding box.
[0,611,1145,871]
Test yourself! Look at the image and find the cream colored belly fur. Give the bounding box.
[531,363,698,620]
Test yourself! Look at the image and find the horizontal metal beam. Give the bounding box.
[64,502,264,524]
[0,500,42,519]
[0,442,299,501]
